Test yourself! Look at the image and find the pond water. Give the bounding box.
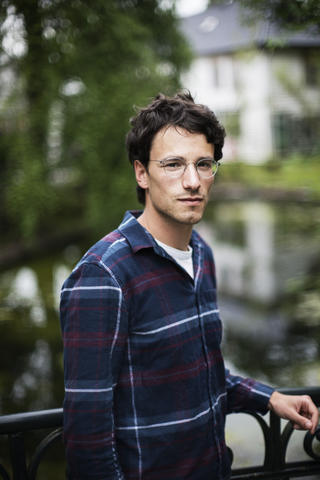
[0,199,319,473]
[201,200,320,389]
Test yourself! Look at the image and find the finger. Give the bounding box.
[292,422,312,431]
[292,423,303,431]
[309,405,319,434]
[291,412,313,431]
[300,397,319,434]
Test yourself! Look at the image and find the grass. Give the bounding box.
[218,155,320,198]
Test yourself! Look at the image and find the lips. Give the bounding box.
[178,197,203,205]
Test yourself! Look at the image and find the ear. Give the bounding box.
[134,160,149,190]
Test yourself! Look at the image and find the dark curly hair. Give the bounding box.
[126,91,226,204]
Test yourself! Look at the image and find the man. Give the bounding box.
[60,92,318,479]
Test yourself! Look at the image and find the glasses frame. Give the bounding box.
[149,157,220,179]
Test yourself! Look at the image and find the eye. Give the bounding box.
[163,159,184,170]
[197,159,213,170]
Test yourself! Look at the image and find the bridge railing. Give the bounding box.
[0,388,319,479]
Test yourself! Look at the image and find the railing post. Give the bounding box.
[269,411,287,479]
[9,433,28,480]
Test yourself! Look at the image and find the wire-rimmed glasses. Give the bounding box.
[149,157,220,179]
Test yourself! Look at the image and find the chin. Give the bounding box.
[179,213,203,225]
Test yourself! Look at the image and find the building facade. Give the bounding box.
[180,2,320,163]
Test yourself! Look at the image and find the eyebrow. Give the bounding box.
[160,155,215,162]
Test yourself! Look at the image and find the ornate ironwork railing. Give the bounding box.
[231,387,320,480]
[0,408,63,480]
[0,387,319,479]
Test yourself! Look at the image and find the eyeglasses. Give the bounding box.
[149,157,220,179]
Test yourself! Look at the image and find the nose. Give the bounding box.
[182,163,201,190]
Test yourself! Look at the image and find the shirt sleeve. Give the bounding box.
[225,368,275,415]
[60,261,128,479]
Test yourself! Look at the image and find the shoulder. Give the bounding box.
[82,229,130,269]
[63,228,131,289]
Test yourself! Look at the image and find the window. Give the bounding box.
[272,113,320,156]
[304,51,320,87]
[211,56,235,89]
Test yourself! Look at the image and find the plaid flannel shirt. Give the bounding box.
[60,210,274,480]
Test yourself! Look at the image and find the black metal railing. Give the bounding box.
[231,387,320,479]
[0,408,63,480]
[0,387,319,479]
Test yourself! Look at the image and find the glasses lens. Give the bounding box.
[161,159,219,178]
[163,159,185,177]
[197,160,218,178]
[211,161,219,177]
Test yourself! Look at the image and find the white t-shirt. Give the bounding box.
[155,239,194,279]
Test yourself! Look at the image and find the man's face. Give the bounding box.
[135,126,215,229]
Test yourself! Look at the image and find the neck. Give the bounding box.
[138,210,192,251]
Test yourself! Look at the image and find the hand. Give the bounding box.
[268,391,319,434]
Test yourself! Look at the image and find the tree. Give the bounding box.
[209,0,320,32]
[0,0,191,241]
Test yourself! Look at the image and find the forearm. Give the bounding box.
[225,369,274,415]
[64,394,123,479]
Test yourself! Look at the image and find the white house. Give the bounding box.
[180,2,320,163]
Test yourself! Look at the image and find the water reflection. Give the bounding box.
[0,252,76,415]
[7,267,47,325]
[200,200,320,388]
[200,201,320,303]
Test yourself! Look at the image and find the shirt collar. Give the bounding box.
[118,210,156,253]
[118,210,201,255]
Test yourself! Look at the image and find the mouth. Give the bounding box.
[178,197,204,206]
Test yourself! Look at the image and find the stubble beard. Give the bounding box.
[154,200,206,227]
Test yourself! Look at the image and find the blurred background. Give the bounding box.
[0,0,320,475]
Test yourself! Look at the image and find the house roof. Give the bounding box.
[179,2,320,56]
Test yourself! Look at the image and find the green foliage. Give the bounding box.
[218,156,320,198]
[0,0,192,241]
[224,0,320,32]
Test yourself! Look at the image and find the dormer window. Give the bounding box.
[199,16,219,33]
